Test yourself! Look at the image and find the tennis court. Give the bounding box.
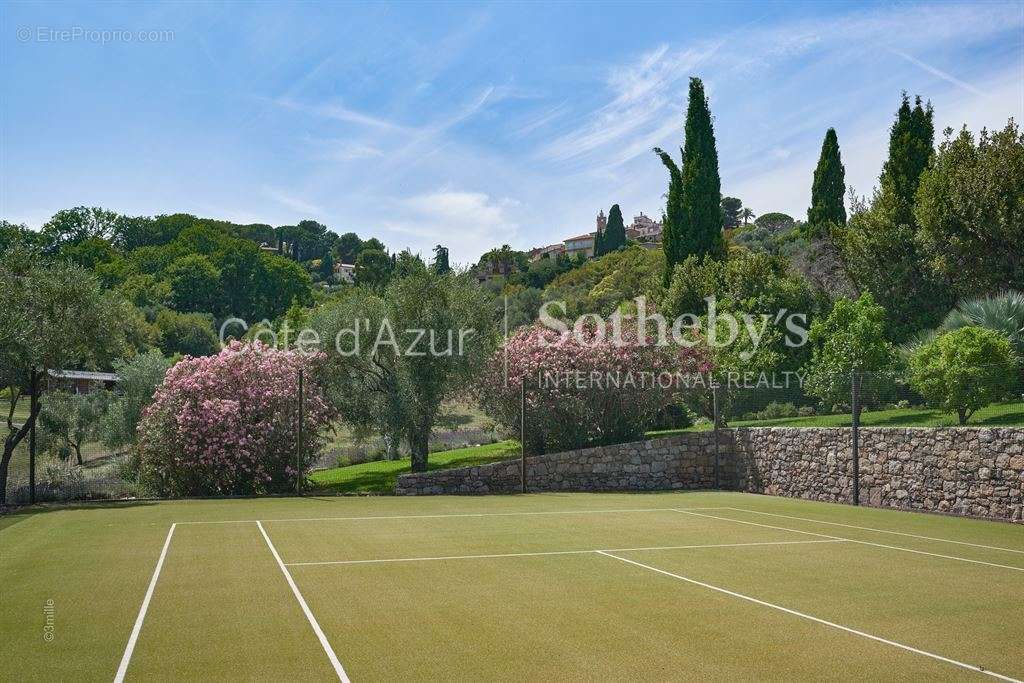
[4,491,1024,681]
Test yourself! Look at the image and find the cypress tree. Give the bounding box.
[879,93,933,226]
[432,244,450,274]
[319,249,334,280]
[806,128,847,237]
[655,77,724,286]
[592,223,605,257]
[602,204,626,253]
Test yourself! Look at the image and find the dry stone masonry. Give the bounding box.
[396,432,727,495]
[396,427,1024,522]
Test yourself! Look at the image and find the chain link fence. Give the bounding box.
[519,364,1024,452]
[5,362,1023,505]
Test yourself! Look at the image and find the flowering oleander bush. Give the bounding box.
[137,341,334,496]
[479,322,711,454]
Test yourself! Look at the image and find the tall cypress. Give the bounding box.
[602,204,626,253]
[806,128,847,237]
[655,77,724,286]
[880,94,933,226]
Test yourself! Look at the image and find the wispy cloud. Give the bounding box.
[537,1,1021,178]
[538,43,721,168]
[888,49,985,97]
[263,186,321,216]
[380,189,519,264]
[273,97,410,132]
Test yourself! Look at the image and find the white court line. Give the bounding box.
[285,539,847,567]
[672,509,1024,573]
[176,507,727,525]
[725,507,1024,555]
[598,551,1022,683]
[114,523,176,683]
[257,521,350,682]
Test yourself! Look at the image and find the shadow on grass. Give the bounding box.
[309,450,518,495]
[972,410,1024,426]
[0,499,160,531]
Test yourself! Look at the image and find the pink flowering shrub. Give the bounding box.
[137,341,334,496]
[478,322,711,454]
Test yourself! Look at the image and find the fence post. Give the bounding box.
[712,379,720,489]
[520,379,527,494]
[29,367,38,505]
[296,367,304,494]
[851,369,860,506]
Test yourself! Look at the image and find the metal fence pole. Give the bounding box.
[712,380,720,489]
[296,368,304,494]
[29,367,38,505]
[520,379,526,494]
[851,369,860,506]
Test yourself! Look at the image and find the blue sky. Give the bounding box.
[2,1,1022,264]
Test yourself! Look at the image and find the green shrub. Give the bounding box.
[909,326,1018,424]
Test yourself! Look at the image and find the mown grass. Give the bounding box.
[648,400,1024,436]
[308,440,520,494]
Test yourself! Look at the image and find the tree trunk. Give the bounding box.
[0,406,38,505]
[0,441,13,505]
[385,435,399,461]
[957,408,969,425]
[74,443,83,466]
[409,428,429,473]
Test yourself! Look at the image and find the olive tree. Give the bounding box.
[310,272,495,471]
[38,390,111,464]
[0,244,130,503]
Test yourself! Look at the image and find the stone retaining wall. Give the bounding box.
[731,427,1024,520]
[396,427,1024,522]
[395,432,726,495]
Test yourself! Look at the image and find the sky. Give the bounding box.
[1,1,1022,265]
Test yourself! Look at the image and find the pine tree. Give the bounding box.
[602,204,626,253]
[806,128,847,238]
[655,77,725,286]
[720,197,742,229]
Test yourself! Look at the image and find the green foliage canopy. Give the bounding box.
[909,326,1017,424]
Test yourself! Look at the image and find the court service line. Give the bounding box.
[176,507,728,525]
[597,551,1021,683]
[284,539,848,567]
[671,509,1024,573]
[114,523,176,683]
[725,507,1024,555]
[256,521,350,682]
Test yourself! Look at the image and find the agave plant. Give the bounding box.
[898,327,939,361]
[940,290,1024,356]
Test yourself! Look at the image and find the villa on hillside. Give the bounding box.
[529,210,663,261]
[333,262,356,284]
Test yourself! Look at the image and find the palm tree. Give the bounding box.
[901,290,1024,360]
[740,207,755,227]
[941,290,1024,356]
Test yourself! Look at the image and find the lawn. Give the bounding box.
[308,440,520,494]
[2,492,1023,680]
[649,400,1024,436]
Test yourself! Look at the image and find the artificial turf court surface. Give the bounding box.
[3,492,1024,681]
